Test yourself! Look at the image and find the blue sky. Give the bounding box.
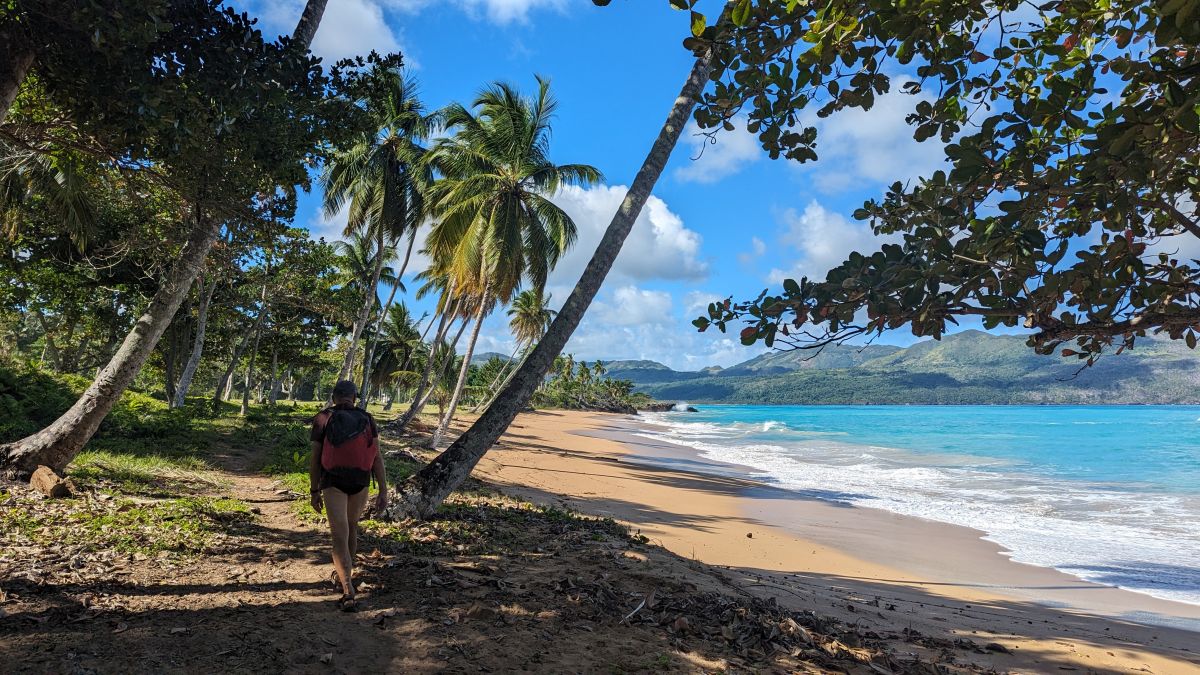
[231,0,960,370]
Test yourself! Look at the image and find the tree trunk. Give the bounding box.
[431,287,488,448]
[389,304,454,430]
[407,317,468,422]
[173,274,218,408]
[336,225,386,385]
[291,0,330,51]
[360,232,415,403]
[240,308,266,417]
[1,213,223,478]
[164,320,180,406]
[386,44,717,519]
[268,347,281,406]
[473,344,530,413]
[0,31,33,126]
[470,342,524,413]
[212,315,260,413]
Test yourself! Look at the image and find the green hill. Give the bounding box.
[626,331,1200,404]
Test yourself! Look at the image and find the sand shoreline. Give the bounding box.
[481,409,1200,674]
[592,412,1200,630]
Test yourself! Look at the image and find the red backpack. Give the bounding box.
[320,408,377,472]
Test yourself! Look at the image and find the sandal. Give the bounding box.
[337,594,358,612]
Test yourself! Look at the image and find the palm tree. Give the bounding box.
[471,288,555,412]
[424,78,601,448]
[386,14,729,519]
[369,303,423,409]
[0,143,97,250]
[322,71,434,390]
[335,229,400,301]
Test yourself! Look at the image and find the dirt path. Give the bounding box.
[2,437,405,673]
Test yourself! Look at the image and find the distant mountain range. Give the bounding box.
[598,330,1200,405]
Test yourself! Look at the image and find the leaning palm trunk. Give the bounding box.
[360,232,415,402]
[470,342,525,413]
[390,297,458,430]
[386,44,718,519]
[0,213,222,477]
[473,345,529,413]
[405,317,468,428]
[337,225,386,385]
[431,283,489,448]
[291,0,329,48]
[173,274,218,407]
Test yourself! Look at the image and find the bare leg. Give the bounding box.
[346,487,369,562]
[322,488,355,597]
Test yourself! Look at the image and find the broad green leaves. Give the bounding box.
[596,0,1200,362]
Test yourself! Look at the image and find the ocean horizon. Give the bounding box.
[636,404,1200,607]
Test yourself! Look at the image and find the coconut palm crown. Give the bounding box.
[425,77,601,304]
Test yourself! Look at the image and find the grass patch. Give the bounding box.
[69,450,225,496]
[0,491,254,556]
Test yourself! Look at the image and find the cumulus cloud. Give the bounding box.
[383,0,567,24]
[673,116,762,184]
[767,201,899,284]
[594,286,674,326]
[683,290,723,316]
[549,184,709,286]
[235,0,405,63]
[469,283,765,371]
[797,76,947,193]
[560,286,763,370]
[310,0,403,63]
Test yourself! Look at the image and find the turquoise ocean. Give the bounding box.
[636,405,1200,606]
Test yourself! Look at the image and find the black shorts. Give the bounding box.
[320,467,370,496]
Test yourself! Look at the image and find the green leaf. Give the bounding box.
[690,10,706,37]
[732,0,752,26]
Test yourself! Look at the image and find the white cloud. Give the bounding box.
[307,203,350,243]
[549,184,708,286]
[1145,198,1200,261]
[305,183,706,300]
[234,0,406,64]
[738,235,766,265]
[310,0,403,63]
[683,290,722,316]
[767,201,899,283]
[673,116,762,184]
[382,0,567,24]
[469,283,765,371]
[560,286,764,370]
[594,286,674,326]
[797,76,947,193]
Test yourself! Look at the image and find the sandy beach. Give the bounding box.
[478,409,1200,674]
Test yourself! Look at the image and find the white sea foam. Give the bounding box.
[635,413,1200,607]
